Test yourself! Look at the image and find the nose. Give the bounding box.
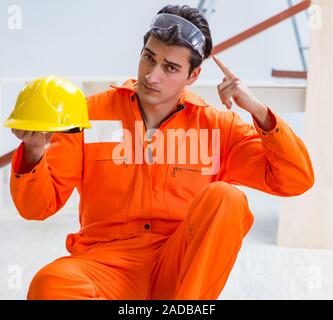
[145,66,162,85]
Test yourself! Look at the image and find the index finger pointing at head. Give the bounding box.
[213,56,236,79]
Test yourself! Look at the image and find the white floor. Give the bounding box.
[1,187,333,300]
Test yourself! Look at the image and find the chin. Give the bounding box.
[138,90,163,106]
[141,94,161,105]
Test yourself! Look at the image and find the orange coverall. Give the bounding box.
[10,79,314,300]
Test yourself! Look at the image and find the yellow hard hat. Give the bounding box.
[3,76,92,132]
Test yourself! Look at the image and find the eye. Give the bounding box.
[166,65,178,73]
[143,53,154,62]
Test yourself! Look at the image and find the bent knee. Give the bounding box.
[201,182,252,222]
[27,258,92,300]
[28,259,65,299]
[204,181,247,202]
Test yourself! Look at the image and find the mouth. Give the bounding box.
[142,83,160,93]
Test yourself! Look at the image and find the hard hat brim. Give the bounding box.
[3,118,91,132]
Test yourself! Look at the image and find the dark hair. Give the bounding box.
[143,5,213,76]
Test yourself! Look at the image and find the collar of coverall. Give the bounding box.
[110,79,209,110]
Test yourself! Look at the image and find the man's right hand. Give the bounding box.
[11,129,53,174]
[11,129,53,150]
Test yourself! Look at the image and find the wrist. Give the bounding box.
[252,102,277,132]
[23,143,45,163]
[252,101,268,121]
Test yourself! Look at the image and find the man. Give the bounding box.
[10,5,314,300]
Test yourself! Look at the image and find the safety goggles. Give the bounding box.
[149,13,206,58]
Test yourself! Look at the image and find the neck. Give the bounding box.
[137,94,181,130]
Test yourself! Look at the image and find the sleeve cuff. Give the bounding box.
[11,142,47,179]
[252,106,281,137]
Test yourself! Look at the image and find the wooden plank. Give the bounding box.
[212,0,311,55]
[272,69,307,79]
[0,151,14,168]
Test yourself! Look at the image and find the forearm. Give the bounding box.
[222,110,314,197]
[252,110,315,195]
[11,145,54,220]
[10,133,83,221]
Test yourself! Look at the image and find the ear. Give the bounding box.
[186,67,201,86]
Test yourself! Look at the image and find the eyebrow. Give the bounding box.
[144,47,182,69]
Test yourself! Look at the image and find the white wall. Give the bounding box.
[0,0,309,214]
[0,0,309,80]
